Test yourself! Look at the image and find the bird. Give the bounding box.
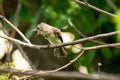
[33,22,68,57]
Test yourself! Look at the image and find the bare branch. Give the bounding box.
[0,1,119,80]
[0,31,119,49]
[85,43,120,51]
[106,0,118,11]
[8,1,35,70]
[39,50,85,73]
[68,18,105,45]
[0,15,31,44]
[15,45,37,71]
[0,69,120,80]
[0,35,32,47]
[73,0,117,17]
[1,31,120,73]
[68,18,86,37]
[14,0,22,25]
[0,1,4,16]
[0,31,120,78]
[11,0,22,37]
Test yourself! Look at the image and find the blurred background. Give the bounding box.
[0,0,120,79]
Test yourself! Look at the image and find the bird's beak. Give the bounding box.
[33,28,40,36]
[33,28,37,32]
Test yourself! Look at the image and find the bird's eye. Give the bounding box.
[36,27,40,30]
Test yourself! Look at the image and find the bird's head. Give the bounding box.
[33,23,44,36]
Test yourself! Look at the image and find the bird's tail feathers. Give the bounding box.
[54,47,68,57]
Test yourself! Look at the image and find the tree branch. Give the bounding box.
[0,15,31,44]
[73,0,117,17]
[11,0,22,37]
[68,18,105,45]
[0,69,120,80]
[0,30,120,73]
[0,31,119,49]
[39,50,85,73]
[85,43,120,51]
[106,0,118,11]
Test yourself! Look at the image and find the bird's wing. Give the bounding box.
[53,29,63,43]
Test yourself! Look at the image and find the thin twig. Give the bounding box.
[84,43,120,51]
[0,31,119,49]
[14,0,22,26]
[73,0,117,17]
[11,0,22,37]
[0,32,120,78]
[0,70,120,80]
[11,0,36,70]
[83,0,88,4]
[0,15,31,44]
[15,44,37,71]
[68,18,120,49]
[106,0,117,11]
[10,0,35,70]
[1,33,120,73]
[68,18,86,37]
[0,1,4,16]
[39,50,85,73]
[68,18,105,45]
[1,31,120,73]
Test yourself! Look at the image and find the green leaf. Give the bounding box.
[44,6,58,20]
[112,10,120,42]
[101,48,112,59]
[77,50,96,67]
[97,14,108,27]
[0,74,8,80]
[83,50,96,66]
[53,13,68,28]
[77,42,96,66]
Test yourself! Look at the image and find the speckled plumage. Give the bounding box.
[34,22,67,57]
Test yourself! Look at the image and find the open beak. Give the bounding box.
[33,28,37,32]
[33,28,40,36]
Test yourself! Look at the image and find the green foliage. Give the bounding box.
[0,73,8,80]
[44,6,58,20]
[101,48,112,60]
[77,50,96,67]
[113,10,120,42]
[77,42,97,66]
[83,50,96,66]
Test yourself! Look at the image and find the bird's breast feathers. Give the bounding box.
[46,36,62,44]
